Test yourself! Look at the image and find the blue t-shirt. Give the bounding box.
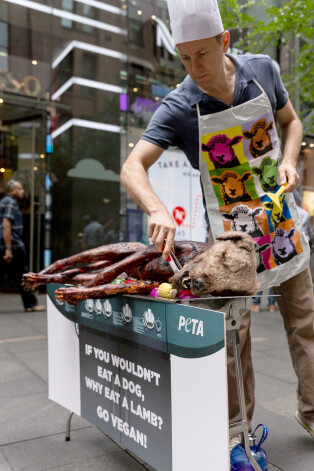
[142,53,289,170]
[0,195,25,251]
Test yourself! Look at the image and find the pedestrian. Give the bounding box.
[251,288,277,312]
[82,214,105,249]
[120,0,314,448]
[0,180,45,312]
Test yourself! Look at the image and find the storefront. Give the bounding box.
[0,0,186,283]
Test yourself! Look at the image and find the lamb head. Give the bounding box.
[169,231,259,296]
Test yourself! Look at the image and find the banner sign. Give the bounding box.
[80,327,172,471]
[48,289,229,471]
[148,150,207,242]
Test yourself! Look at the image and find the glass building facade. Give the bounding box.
[0,0,312,286]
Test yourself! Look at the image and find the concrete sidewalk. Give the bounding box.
[0,292,313,471]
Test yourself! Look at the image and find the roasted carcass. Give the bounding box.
[23,240,209,304]
[23,232,259,305]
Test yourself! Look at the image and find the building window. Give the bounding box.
[61,0,74,29]
[58,50,73,88]
[128,6,143,46]
[81,53,97,96]
[82,5,96,34]
[0,22,8,72]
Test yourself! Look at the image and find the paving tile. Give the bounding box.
[0,393,89,445]
[254,370,297,405]
[1,428,123,471]
[253,404,314,471]
[0,295,24,315]
[259,394,297,421]
[12,348,49,383]
[19,311,48,336]
[0,315,39,340]
[0,451,13,471]
[254,344,294,361]
[252,350,296,384]
[42,449,148,471]
[2,338,47,354]
[268,465,283,471]
[0,294,46,312]
[0,376,47,400]
[0,351,35,384]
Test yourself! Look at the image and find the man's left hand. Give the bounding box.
[278,161,300,193]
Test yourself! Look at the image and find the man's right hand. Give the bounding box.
[3,248,13,264]
[148,210,176,260]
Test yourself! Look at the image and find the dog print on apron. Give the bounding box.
[197,80,310,289]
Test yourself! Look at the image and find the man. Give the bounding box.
[82,213,105,249]
[0,180,45,312]
[121,0,314,444]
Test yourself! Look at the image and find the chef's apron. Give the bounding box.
[197,79,310,290]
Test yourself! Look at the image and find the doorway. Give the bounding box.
[0,102,47,289]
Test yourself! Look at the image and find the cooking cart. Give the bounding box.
[47,283,262,471]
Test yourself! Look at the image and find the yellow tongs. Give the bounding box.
[266,183,288,213]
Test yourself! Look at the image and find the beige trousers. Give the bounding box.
[227,267,314,426]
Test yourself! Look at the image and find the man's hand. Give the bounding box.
[3,248,13,264]
[278,161,300,193]
[148,210,176,259]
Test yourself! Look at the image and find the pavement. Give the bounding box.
[0,292,313,471]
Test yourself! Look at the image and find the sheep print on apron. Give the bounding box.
[197,79,310,290]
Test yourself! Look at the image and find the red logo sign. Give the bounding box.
[173,206,186,226]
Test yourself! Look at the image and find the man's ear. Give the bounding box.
[222,30,230,52]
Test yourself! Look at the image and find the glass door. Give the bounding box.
[0,108,47,288]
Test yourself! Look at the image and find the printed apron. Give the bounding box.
[197,79,310,290]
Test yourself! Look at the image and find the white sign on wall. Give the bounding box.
[148,150,207,242]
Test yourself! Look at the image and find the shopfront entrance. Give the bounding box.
[0,100,48,289]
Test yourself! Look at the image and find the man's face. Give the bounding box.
[177,33,229,89]
[10,182,24,200]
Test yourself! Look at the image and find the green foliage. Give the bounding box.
[219,0,314,132]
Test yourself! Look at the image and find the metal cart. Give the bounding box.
[47,283,262,471]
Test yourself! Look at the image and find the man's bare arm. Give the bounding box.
[276,99,302,193]
[121,139,176,258]
[2,218,13,263]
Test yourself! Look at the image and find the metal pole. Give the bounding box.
[36,115,45,273]
[230,328,262,471]
[65,411,74,441]
[29,120,36,272]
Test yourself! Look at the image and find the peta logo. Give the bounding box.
[178,316,204,337]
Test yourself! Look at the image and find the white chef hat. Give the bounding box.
[167,0,224,45]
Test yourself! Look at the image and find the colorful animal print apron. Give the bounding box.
[197,79,310,289]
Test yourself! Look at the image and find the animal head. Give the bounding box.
[222,205,264,237]
[212,171,252,203]
[252,156,278,192]
[254,241,271,273]
[170,231,259,296]
[202,134,243,168]
[272,228,297,264]
[243,119,274,158]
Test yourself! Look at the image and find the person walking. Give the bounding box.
[251,288,277,312]
[120,0,314,446]
[0,180,45,312]
[82,214,105,249]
